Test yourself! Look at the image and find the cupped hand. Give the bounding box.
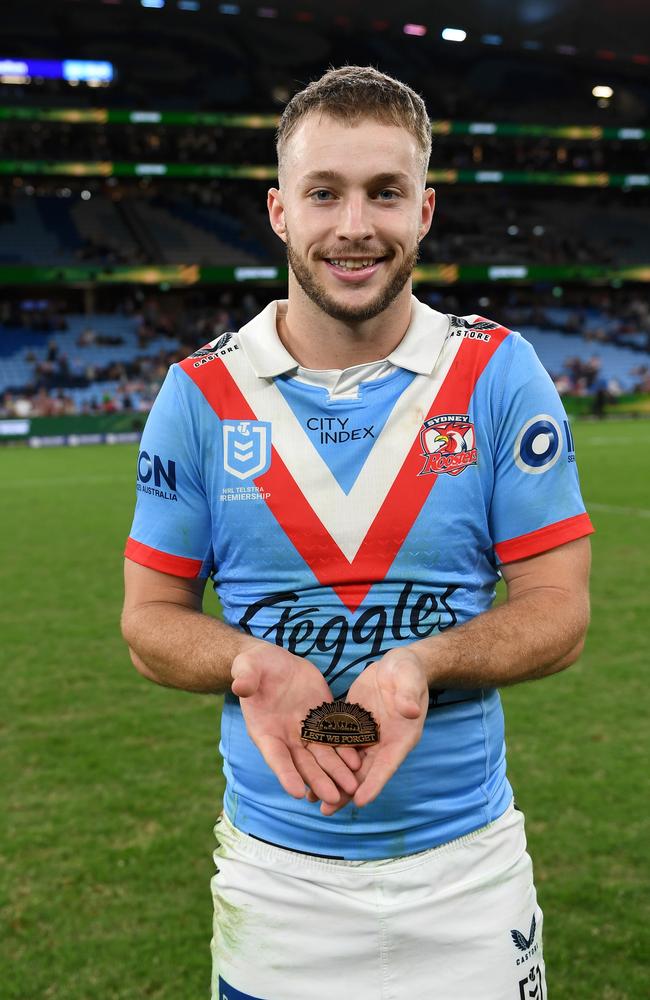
[316,647,429,815]
[231,643,361,805]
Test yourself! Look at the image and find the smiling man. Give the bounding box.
[121,67,593,1000]
[271,87,433,358]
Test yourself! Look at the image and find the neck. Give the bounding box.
[276,276,413,370]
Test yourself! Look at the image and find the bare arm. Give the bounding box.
[412,535,592,689]
[323,536,592,812]
[121,558,260,693]
[121,557,362,803]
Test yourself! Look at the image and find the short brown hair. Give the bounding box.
[276,65,432,182]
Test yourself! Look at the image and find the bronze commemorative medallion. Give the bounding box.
[301,700,379,746]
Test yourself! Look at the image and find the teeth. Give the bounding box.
[329,259,377,270]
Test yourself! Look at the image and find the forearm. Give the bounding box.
[121,602,262,694]
[411,586,590,690]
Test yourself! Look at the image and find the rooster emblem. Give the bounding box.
[418,414,478,477]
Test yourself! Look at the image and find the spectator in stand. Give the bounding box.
[552,373,573,396]
[77,326,97,347]
[584,355,602,389]
[0,390,39,417]
[102,393,118,413]
[0,391,15,417]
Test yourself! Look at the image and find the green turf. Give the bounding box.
[2,421,649,998]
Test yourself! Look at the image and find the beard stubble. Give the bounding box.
[285,231,420,324]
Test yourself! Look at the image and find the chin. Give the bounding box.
[318,290,398,324]
[288,238,415,323]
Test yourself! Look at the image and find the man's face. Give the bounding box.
[269,114,434,323]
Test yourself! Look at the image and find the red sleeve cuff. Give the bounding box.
[495,512,594,564]
[124,537,204,578]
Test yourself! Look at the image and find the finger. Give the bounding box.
[306,744,360,796]
[315,752,368,812]
[320,791,354,816]
[291,745,342,806]
[394,690,424,719]
[389,660,426,719]
[335,745,363,770]
[353,746,404,808]
[230,661,261,698]
[256,735,305,799]
[306,788,320,803]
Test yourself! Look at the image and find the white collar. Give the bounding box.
[237,296,450,379]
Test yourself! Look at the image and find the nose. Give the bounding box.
[335,193,375,242]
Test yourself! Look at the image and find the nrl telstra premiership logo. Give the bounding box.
[222,420,272,480]
[418,414,478,477]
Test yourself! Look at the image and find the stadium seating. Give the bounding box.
[0,191,269,267]
[0,198,77,265]
[519,327,641,392]
[0,313,178,408]
[1,306,647,415]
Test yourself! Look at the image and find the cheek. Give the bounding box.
[287,212,324,250]
[403,221,423,251]
[380,212,418,246]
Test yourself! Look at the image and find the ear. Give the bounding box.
[419,187,435,241]
[267,188,287,244]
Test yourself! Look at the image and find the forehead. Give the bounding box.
[281,113,422,185]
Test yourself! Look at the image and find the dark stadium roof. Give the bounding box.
[2,0,648,124]
[5,0,650,61]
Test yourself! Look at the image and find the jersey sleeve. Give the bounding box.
[124,366,213,578]
[489,334,593,563]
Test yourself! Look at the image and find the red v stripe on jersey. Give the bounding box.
[180,327,508,612]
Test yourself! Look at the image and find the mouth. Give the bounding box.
[322,256,388,282]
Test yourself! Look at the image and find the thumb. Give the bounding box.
[231,656,262,698]
[390,658,426,719]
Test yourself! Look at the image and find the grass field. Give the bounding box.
[2,419,649,999]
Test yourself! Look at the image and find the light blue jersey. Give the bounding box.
[127,297,592,859]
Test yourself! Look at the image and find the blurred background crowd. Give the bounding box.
[1,0,649,425]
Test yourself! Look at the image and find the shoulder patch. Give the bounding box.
[189,332,234,358]
[447,315,506,343]
[450,315,500,332]
[185,333,240,371]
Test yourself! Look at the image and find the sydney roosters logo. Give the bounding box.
[418,414,478,477]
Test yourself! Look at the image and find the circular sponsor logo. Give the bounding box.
[137,450,153,482]
[513,414,563,474]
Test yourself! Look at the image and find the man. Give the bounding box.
[122,66,592,1000]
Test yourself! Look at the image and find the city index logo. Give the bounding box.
[137,450,177,492]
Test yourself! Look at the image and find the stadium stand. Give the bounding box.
[1,0,649,426]
[0,184,274,266]
[0,196,76,265]
[126,199,260,266]
[3,184,649,269]
[2,289,649,419]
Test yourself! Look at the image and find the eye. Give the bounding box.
[375,189,400,201]
[310,189,334,201]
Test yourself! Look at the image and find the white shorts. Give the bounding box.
[210,803,546,1000]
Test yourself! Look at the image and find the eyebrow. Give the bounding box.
[301,170,413,187]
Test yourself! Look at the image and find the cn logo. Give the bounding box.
[222,420,272,481]
[137,450,176,491]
